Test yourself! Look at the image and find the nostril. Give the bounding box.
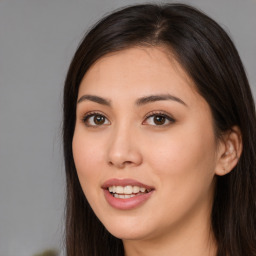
[108,160,133,168]
[107,144,143,168]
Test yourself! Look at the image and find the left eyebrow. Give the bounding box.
[135,94,187,107]
[77,94,111,106]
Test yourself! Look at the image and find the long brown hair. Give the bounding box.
[63,3,256,256]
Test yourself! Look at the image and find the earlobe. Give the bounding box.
[215,126,242,176]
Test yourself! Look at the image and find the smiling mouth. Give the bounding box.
[102,179,154,209]
[108,185,153,199]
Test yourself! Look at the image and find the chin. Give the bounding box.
[109,229,148,241]
[103,220,154,241]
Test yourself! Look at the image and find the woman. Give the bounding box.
[63,3,256,256]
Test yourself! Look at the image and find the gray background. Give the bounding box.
[0,0,255,255]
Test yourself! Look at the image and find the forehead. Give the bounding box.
[78,47,203,107]
[82,46,190,83]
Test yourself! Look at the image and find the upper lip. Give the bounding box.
[102,178,155,190]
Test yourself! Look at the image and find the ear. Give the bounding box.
[215,126,243,176]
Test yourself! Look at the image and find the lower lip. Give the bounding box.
[103,189,154,210]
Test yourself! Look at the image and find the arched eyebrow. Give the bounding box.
[77,94,187,107]
[77,95,111,106]
[136,94,187,107]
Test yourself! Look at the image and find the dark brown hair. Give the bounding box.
[63,3,256,256]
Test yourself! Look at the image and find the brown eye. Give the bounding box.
[94,115,105,125]
[153,115,166,125]
[83,113,110,127]
[143,113,175,126]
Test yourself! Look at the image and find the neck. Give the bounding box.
[123,210,217,256]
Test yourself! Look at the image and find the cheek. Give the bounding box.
[144,124,217,193]
[72,128,105,192]
[142,129,217,228]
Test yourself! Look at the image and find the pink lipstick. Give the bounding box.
[102,178,154,210]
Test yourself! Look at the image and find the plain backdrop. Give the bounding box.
[0,0,255,255]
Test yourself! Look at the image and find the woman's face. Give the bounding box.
[72,47,222,242]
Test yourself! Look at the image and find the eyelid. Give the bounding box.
[80,110,175,127]
[81,111,111,127]
[143,111,176,125]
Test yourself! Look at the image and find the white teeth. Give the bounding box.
[133,186,140,193]
[113,194,136,199]
[116,186,124,194]
[140,187,146,193]
[108,185,151,198]
[124,186,133,194]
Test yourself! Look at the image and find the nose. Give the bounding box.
[106,124,143,169]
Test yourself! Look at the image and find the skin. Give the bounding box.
[72,47,241,256]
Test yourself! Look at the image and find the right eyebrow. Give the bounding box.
[136,94,187,107]
[77,95,111,106]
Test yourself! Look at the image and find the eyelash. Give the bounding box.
[81,111,175,127]
[82,111,110,127]
[143,111,176,126]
